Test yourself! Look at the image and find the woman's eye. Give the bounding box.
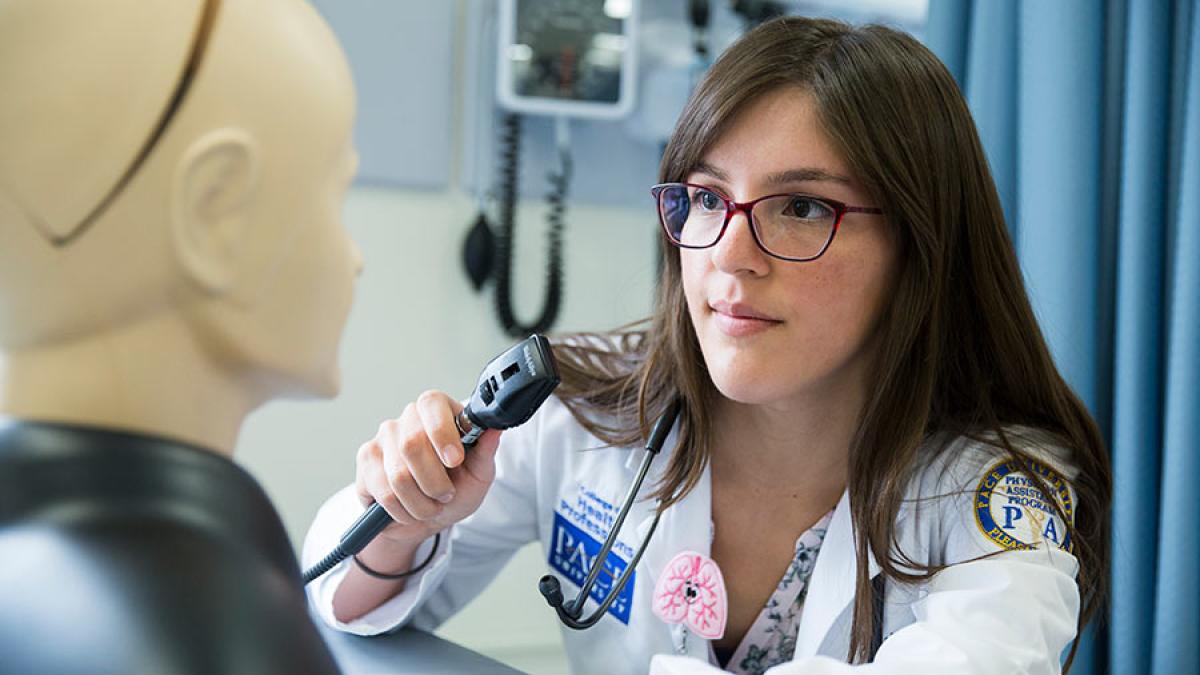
[784,196,833,220]
[697,191,723,211]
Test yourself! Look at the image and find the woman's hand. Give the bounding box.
[354,390,503,545]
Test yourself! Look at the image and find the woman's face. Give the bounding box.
[680,86,898,410]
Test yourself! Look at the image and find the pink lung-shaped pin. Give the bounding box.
[652,550,727,640]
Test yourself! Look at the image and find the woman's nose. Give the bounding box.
[710,209,769,275]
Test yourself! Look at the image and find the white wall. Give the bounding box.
[236,184,658,673]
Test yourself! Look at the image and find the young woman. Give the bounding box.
[304,16,1110,675]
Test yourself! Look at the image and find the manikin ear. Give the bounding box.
[170,129,260,294]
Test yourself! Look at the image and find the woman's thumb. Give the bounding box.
[460,428,503,483]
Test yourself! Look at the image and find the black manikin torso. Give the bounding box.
[0,419,340,674]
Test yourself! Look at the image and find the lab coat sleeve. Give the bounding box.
[302,414,543,636]
[650,436,1083,675]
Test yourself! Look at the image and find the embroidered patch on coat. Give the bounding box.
[652,550,727,640]
[548,511,636,624]
[974,458,1074,552]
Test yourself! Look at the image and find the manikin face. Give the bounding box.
[256,139,362,399]
[680,86,898,411]
[220,1,365,401]
[230,31,363,399]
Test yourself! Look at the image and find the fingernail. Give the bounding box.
[437,491,455,504]
[441,446,459,466]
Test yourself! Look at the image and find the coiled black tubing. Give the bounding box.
[493,113,568,337]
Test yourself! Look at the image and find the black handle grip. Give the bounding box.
[302,335,560,585]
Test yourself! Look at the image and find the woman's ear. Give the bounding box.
[170,128,260,294]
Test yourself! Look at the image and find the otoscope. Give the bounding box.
[303,334,560,585]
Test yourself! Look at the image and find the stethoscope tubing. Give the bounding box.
[559,451,663,629]
[542,399,680,629]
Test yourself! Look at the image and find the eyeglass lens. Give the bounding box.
[658,184,836,260]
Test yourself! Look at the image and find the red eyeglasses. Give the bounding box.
[651,182,883,262]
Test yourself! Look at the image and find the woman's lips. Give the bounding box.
[709,301,782,337]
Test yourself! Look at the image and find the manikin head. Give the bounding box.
[0,0,362,453]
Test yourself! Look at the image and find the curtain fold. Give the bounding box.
[1153,4,1199,673]
[925,1,1199,673]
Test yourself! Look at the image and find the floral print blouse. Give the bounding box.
[710,509,834,674]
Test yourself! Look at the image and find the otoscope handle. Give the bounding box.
[303,335,560,586]
[301,409,484,585]
[339,503,393,555]
[341,408,482,556]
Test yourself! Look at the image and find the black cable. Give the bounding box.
[352,532,441,580]
[302,501,395,584]
[689,0,711,59]
[301,529,442,585]
[303,543,352,585]
[492,113,568,337]
[730,0,786,27]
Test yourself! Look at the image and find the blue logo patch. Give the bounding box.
[974,459,1074,552]
[549,511,636,624]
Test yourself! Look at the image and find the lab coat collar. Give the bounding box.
[631,416,711,575]
[792,490,881,659]
[633,458,713,581]
[627,431,881,662]
[632,432,713,660]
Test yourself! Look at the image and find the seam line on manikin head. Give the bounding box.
[49,0,222,248]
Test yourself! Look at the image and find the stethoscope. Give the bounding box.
[537,398,682,630]
[534,397,888,659]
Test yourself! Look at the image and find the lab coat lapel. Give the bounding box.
[634,458,712,586]
[792,490,881,659]
[632,447,712,659]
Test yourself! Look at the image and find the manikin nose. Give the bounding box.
[351,240,365,278]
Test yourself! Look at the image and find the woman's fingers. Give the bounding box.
[416,390,467,468]
[356,438,415,526]
[377,408,445,522]
[354,441,377,507]
[351,390,506,537]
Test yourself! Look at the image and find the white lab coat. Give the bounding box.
[304,396,1081,674]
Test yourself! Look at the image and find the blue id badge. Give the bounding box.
[548,511,636,624]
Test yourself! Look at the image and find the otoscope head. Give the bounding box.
[538,574,565,608]
[465,334,560,430]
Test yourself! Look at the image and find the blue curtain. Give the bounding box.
[925,1,1199,673]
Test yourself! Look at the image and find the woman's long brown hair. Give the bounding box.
[550,17,1110,668]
